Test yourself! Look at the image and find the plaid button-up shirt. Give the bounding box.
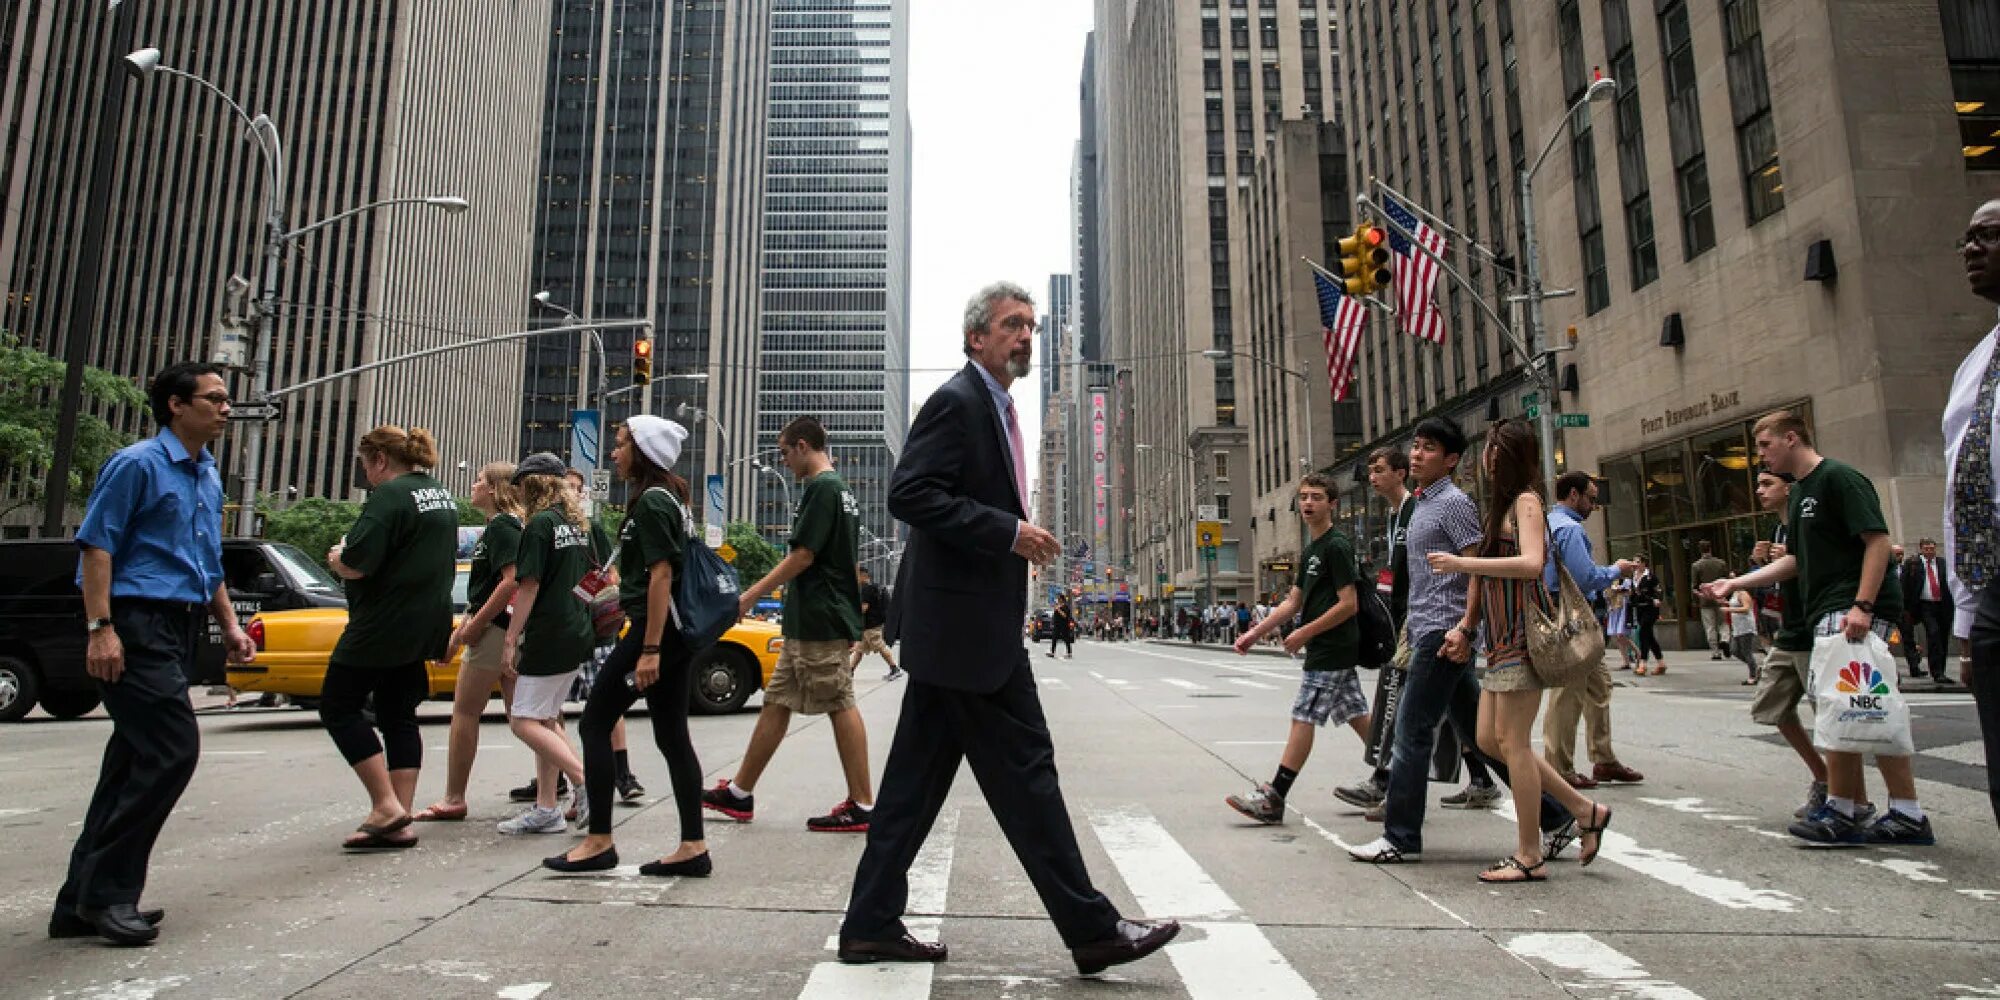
[1403,477,1484,636]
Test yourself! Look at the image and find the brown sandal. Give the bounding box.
[1578,802,1614,867]
[1479,855,1548,883]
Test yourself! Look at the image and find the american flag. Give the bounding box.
[1314,270,1368,402]
[1380,194,1448,345]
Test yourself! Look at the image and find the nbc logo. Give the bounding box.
[1834,660,1890,696]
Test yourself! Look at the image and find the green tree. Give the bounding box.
[725,520,781,583]
[259,496,361,565]
[453,496,487,526]
[0,332,148,518]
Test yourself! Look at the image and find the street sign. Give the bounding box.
[1557,413,1591,428]
[590,469,612,501]
[704,523,724,548]
[1202,548,1218,563]
[1195,520,1223,549]
[717,542,737,564]
[1196,504,1219,521]
[1525,404,1541,420]
[228,399,282,422]
[1520,391,1541,409]
[705,473,726,529]
[570,409,600,472]
[1156,572,1168,586]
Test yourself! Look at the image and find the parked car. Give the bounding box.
[232,565,785,715]
[0,538,346,722]
[1030,611,1054,642]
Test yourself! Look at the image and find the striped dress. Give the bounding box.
[1479,530,1533,676]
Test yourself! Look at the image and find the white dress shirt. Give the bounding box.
[1942,310,2000,639]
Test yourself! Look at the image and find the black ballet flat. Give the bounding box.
[638,851,712,878]
[542,848,619,873]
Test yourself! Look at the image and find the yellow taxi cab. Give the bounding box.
[230,561,784,715]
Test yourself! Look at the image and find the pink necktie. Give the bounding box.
[1005,396,1028,514]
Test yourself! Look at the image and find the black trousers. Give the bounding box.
[843,656,1119,948]
[579,621,702,841]
[1916,600,1955,680]
[319,660,427,769]
[1634,608,1665,660]
[1969,584,2000,828]
[1049,634,1072,656]
[57,599,203,911]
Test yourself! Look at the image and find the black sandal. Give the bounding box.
[1578,802,1614,867]
[1478,855,1547,883]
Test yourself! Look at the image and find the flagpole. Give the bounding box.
[1301,256,1394,316]
[1354,193,1532,365]
[1371,176,1512,270]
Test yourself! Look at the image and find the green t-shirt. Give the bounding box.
[465,512,522,617]
[1296,526,1360,671]
[1788,458,1903,629]
[331,473,459,667]
[782,470,862,641]
[512,509,599,675]
[618,486,687,619]
[1773,523,1810,652]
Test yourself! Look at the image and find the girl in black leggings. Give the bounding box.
[545,417,710,876]
[1630,559,1668,674]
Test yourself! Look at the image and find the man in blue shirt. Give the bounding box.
[52,362,255,947]
[1541,472,1644,789]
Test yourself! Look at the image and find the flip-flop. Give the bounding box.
[356,813,414,837]
[343,830,419,851]
[412,803,468,822]
[1578,803,1614,867]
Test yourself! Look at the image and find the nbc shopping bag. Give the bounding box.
[1808,633,1915,756]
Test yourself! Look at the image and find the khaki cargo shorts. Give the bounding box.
[855,627,891,655]
[1749,645,1810,726]
[764,638,856,715]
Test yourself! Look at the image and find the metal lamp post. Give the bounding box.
[125,47,468,534]
[531,292,606,463]
[1520,75,1618,490]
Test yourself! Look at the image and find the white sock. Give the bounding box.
[1826,796,1856,817]
[1889,798,1924,821]
[727,780,752,800]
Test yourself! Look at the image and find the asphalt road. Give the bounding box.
[2,641,1995,999]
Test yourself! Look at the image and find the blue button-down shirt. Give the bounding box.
[75,430,225,603]
[1404,478,1483,634]
[1542,502,1621,599]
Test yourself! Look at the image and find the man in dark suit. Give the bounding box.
[1901,538,1958,683]
[838,282,1179,975]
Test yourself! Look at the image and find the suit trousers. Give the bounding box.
[1969,584,2000,829]
[56,599,203,911]
[1542,659,1616,774]
[842,657,1120,948]
[1917,601,1955,680]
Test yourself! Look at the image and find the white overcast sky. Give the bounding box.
[905,0,1093,497]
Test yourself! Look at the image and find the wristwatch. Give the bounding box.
[1851,600,1876,614]
[86,617,113,633]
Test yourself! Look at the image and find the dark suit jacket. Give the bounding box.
[885,363,1029,694]
[1901,555,1952,606]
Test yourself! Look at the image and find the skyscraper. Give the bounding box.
[525,0,772,517]
[752,0,911,549]
[0,2,553,522]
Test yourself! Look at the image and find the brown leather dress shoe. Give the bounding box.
[1561,770,1599,790]
[837,933,948,964]
[1593,762,1645,784]
[1072,918,1182,975]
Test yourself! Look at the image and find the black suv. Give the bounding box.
[0,538,346,721]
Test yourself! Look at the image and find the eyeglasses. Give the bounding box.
[193,392,232,407]
[996,315,1038,333]
[1958,226,2000,251]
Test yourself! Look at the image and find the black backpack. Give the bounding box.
[1355,585,1397,667]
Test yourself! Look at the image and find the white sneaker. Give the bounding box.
[498,806,566,835]
[1346,836,1418,863]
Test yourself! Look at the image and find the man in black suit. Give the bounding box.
[1901,538,1958,683]
[837,282,1179,975]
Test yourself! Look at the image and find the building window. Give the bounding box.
[1720,0,1783,222]
[1658,0,1715,258]
[1941,1,2000,170]
[1558,1,1610,314]
[1214,452,1230,481]
[1215,493,1232,522]
[1604,0,1659,289]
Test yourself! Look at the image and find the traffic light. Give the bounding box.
[1336,223,1392,297]
[632,336,653,387]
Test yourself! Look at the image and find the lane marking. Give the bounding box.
[1160,678,1208,691]
[1956,889,2000,902]
[800,807,957,1000]
[1505,933,1705,1000]
[1228,678,1277,691]
[1090,807,1319,998]
[1927,739,1989,767]
[496,986,551,1000]
[1498,801,1799,912]
[1858,858,1947,884]
[1122,646,1303,683]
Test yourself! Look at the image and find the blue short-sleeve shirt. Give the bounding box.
[75,430,226,603]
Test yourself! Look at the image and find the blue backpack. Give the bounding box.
[654,489,741,649]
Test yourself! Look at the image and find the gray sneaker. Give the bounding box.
[1225,784,1285,825]
[1793,780,1828,819]
[498,806,566,835]
[1440,783,1503,810]
[1333,777,1387,809]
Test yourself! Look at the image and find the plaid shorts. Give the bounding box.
[570,643,617,702]
[1292,668,1368,727]
[1812,611,1895,643]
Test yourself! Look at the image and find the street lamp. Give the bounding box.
[127,46,469,534]
[1201,348,1314,473]
[1520,74,1617,489]
[532,291,610,452]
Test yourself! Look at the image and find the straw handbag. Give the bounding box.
[1527,535,1605,688]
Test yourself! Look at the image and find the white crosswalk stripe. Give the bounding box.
[1505,933,1705,999]
[798,808,959,1000]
